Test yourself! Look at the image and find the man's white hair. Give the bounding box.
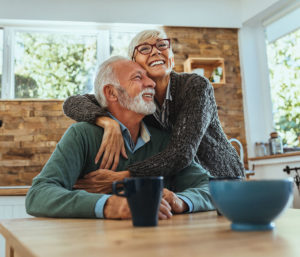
[94,56,129,107]
[128,29,174,60]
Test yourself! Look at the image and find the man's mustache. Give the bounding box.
[138,88,155,99]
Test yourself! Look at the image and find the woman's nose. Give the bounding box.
[150,46,161,56]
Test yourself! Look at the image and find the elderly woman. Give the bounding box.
[63,29,244,185]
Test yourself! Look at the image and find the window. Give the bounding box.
[14,31,97,99]
[110,31,137,57]
[0,29,3,96]
[0,22,158,100]
[266,29,300,147]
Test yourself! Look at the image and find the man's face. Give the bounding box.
[113,60,156,115]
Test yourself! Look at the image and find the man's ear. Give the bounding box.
[103,85,118,103]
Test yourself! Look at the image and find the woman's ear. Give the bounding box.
[171,56,175,69]
[103,85,118,103]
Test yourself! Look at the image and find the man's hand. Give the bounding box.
[73,169,130,194]
[163,188,188,214]
[104,196,173,220]
[159,198,173,219]
[104,195,131,219]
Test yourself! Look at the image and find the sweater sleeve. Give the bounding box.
[25,125,104,218]
[63,94,109,124]
[174,162,215,212]
[128,75,215,177]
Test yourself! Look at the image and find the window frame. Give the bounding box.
[266,28,300,148]
[0,27,4,97]
[239,5,300,158]
[1,26,109,99]
[0,21,158,99]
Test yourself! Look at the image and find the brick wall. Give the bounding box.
[0,26,247,186]
[165,26,247,164]
[0,101,74,185]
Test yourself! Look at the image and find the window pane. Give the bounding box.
[14,31,97,99]
[267,28,300,147]
[0,29,3,97]
[110,31,137,57]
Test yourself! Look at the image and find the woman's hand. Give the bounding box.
[73,169,130,194]
[95,117,128,170]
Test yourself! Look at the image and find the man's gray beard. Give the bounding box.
[117,88,156,115]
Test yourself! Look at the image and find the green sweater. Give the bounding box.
[26,122,214,218]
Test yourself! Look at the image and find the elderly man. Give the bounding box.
[26,56,214,220]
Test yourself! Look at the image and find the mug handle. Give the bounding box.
[112,181,127,197]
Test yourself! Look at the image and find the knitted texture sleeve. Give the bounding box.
[62,74,244,178]
[128,74,216,177]
[63,94,109,123]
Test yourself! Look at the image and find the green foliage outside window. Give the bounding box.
[14,74,38,98]
[0,74,38,98]
[14,32,97,99]
[267,29,300,146]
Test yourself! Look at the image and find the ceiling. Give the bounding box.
[0,0,296,28]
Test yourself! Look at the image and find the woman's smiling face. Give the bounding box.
[133,37,174,80]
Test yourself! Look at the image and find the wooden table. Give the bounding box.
[1,209,300,257]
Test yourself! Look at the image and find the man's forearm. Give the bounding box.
[172,162,215,212]
[26,179,103,218]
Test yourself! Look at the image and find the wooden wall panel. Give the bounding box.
[0,101,74,185]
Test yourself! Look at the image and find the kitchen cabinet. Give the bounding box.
[248,152,300,208]
[0,187,31,257]
[183,57,226,88]
[0,187,30,219]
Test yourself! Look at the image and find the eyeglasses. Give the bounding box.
[132,39,171,59]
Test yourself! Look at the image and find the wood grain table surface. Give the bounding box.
[1,209,300,257]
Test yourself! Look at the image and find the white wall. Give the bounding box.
[0,0,242,28]
[0,196,31,257]
[239,25,274,157]
[265,7,300,42]
[241,0,280,23]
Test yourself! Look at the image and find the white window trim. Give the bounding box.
[239,25,274,158]
[2,28,15,98]
[2,27,104,99]
[97,30,110,66]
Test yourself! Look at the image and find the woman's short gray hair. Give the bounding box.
[94,56,129,107]
[128,29,173,60]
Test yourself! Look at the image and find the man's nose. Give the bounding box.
[144,76,156,88]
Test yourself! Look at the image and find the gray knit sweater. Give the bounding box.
[63,71,244,177]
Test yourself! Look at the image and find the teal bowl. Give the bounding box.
[209,179,293,231]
